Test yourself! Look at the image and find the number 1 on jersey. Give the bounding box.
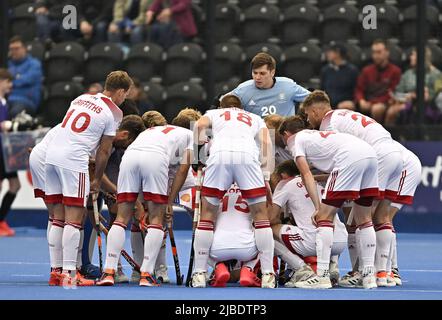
[220,111,252,127]
[61,109,91,133]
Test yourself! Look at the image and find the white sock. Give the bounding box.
[347,228,359,271]
[76,228,84,269]
[274,240,305,271]
[193,220,214,273]
[48,220,64,269]
[140,225,164,274]
[62,223,81,272]
[104,222,126,271]
[130,225,144,266]
[254,220,275,274]
[391,230,398,269]
[358,221,376,276]
[47,218,53,243]
[374,223,394,273]
[155,235,167,271]
[316,220,335,277]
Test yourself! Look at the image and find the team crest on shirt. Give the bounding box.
[279,93,286,101]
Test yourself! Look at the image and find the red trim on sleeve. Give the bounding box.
[63,196,86,207]
[34,188,45,199]
[117,192,139,203]
[240,187,267,199]
[143,192,168,204]
[45,194,63,204]
[201,186,226,199]
[101,96,123,122]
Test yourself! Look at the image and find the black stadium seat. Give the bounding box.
[10,3,36,41]
[163,43,204,85]
[360,4,399,46]
[242,4,281,45]
[26,40,45,61]
[282,4,319,45]
[84,43,123,85]
[400,5,440,46]
[214,3,241,42]
[42,81,84,126]
[356,0,387,7]
[45,42,85,84]
[321,4,359,44]
[236,0,268,9]
[140,81,165,110]
[279,0,313,9]
[282,43,322,84]
[214,43,244,82]
[215,78,242,97]
[243,43,282,80]
[163,82,206,122]
[124,42,163,82]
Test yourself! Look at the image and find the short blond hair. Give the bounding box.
[172,107,202,129]
[104,71,133,92]
[142,110,167,128]
[301,90,331,109]
[264,114,284,129]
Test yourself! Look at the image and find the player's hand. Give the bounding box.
[265,180,273,206]
[103,192,116,207]
[157,8,171,22]
[165,203,174,223]
[311,210,319,227]
[145,10,154,24]
[90,179,100,201]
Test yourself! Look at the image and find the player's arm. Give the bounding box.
[269,203,283,226]
[258,126,275,180]
[91,135,114,195]
[194,115,210,145]
[296,156,320,211]
[100,174,117,194]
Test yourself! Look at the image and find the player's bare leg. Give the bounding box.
[191,196,218,288]
[352,199,377,289]
[248,199,276,288]
[97,201,134,286]
[139,201,165,287]
[373,199,395,286]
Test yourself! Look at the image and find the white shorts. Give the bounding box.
[323,157,379,205]
[45,164,89,207]
[210,247,258,263]
[392,155,422,207]
[202,151,266,201]
[29,148,46,199]
[168,167,195,192]
[378,151,403,201]
[117,150,169,204]
[279,225,347,258]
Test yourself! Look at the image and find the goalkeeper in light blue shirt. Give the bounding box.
[229,52,310,118]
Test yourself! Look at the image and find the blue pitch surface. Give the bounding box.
[1,229,442,300]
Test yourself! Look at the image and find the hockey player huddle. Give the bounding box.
[29,70,421,290]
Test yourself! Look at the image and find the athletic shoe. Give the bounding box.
[239,266,261,287]
[295,275,332,289]
[338,271,361,288]
[139,272,159,287]
[329,261,340,287]
[0,221,15,237]
[76,271,95,286]
[392,268,402,286]
[191,272,207,288]
[361,275,377,289]
[114,267,129,283]
[48,268,62,286]
[130,270,141,283]
[96,269,115,286]
[209,263,230,287]
[60,271,77,289]
[284,264,316,288]
[261,273,276,288]
[376,271,388,287]
[79,263,102,279]
[155,264,170,284]
[386,272,397,287]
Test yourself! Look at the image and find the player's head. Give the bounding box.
[142,110,167,128]
[103,71,134,106]
[251,52,276,89]
[220,94,242,109]
[276,160,299,179]
[114,115,146,148]
[172,107,202,129]
[9,36,27,61]
[264,114,285,148]
[0,68,13,96]
[278,115,307,145]
[301,90,332,129]
[371,39,390,66]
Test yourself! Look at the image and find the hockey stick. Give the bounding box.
[185,167,203,287]
[278,259,287,285]
[99,222,141,272]
[93,199,103,273]
[167,221,184,285]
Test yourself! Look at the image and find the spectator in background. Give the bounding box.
[108,0,152,45]
[119,99,140,116]
[145,0,197,48]
[87,82,104,94]
[385,47,441,125]
[7,36,43,117]
[320,43,358,110]
[127,78,153,114]
[354,39,402,123]
[0,69,21,237]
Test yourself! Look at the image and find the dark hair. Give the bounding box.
[251,52,276,71]
[9,35,24,46]
[0,68,13,81]
[278,115,307,136]
[301,90,331,109]
[104,71,133,92]
[276,160,299,177]
[372,39,389,51]
[327,42,348,60]
[118,115,145,141]
[220,94,242,109]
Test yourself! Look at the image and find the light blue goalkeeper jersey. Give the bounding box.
[230,77,310,118]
